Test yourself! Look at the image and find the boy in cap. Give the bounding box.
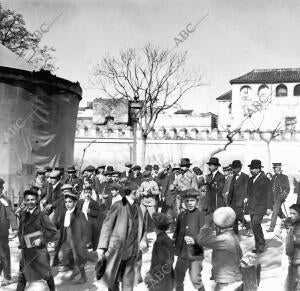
[111,183,122,205]
[16,188,57,291]
[173,188,206,291]
[196,207,243,291]
[144,212,174,291]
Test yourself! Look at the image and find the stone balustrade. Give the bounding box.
[75,124,300,141]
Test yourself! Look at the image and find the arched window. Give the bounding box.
[240,85,252,100]
[294,84,300,96]
[258,84,270,101]
[276,84,288,97]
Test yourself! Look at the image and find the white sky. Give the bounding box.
[2,0,300,112]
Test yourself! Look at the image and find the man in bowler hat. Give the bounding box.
[245,159,273,253]
[227,160,251,235]
[179,158,198,190]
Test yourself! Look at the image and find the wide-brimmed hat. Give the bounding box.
[272,162,282,167]
[180,158,192,167]
[67,166,77,173]
[104,166,114,176]
[207,157,221,166]
[152,212,172,231]
[231,160,242,169]
[248,159,263,169]
[213,207,236,228]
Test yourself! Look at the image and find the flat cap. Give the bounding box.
[23,188,39,197]
[83,165,96,172]
[61,184,73,191]
[181,188,200,199]
[125,162,133,167]
[272,162,282,167]
[152,212,172,230]
[64,192,78,200]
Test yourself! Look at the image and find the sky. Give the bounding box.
[2,0,300,112]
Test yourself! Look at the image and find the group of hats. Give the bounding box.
[83,165,119,176]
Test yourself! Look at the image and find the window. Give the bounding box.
[258,84,270,102]
[285,117,296,131]
[294,84,300,96]
[240,85,252,100]
[276,84,287,97]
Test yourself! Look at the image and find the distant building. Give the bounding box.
[217,68,300,132]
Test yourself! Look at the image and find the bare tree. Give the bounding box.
[0,4,57,72]
[91,43,205,164]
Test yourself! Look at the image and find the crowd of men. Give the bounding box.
[0,156,298,291]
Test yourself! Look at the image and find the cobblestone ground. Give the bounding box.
[2,193,296,291]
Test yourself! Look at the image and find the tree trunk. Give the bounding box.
[141,135,147,167]
[266,141,272,172]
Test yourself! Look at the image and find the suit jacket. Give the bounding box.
[64,175,83,193]
[271,173,290,201]
[203,171,225,213]
[173,208,205,260]
[227,172,249,208]
[247,172,273,215]
[0,197,18,236]
[98,197,146,288]
[128,172,143,186]
[77,198,100,220]
[159,171,177,207]
[149,232,174,291]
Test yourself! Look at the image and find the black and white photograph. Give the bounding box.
[0,0,299,290]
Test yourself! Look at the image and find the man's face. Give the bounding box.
[134,170,140,176]
[111,189,119,197]
[125,166,131,171]
[37,173,45,180]
[183,198,197,211]
[153,168,159,174]
[290,209,300,222]
[65,197,76,210]
[84,180,92,188]
[224,170,230,177]
[131,189,140,200]
[232,167,241,175]
[84,190,92,199]
[50,177,59,185]
[181,166,188,172]
[208,164,218,173]
[86,171,93,178]
[25,195,37,210]
[69,172,76,178]
[98,168,105,174]
[106,174,112,182]
[250,168,260,176]
[273,166,281,175]
[112,174,119,183]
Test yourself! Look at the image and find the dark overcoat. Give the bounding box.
[227,172,249,209]
[77,198,101,250]
[97,197,146,288]
[53,206,89,267]
[247,172,273,215]
[203,171,225,213]
[173,208,205,260]
[271,173,290,202]
[149,232,174,291]
[18,208,57,281]
[159,171,177,207]
[0,198,18,236]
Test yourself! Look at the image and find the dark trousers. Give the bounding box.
[108,256,136,291]
[269,200,286,229]
[250,214,265,251]
[16,272,55,291]
[175,257,204,291]
[0,235,11,280]
[285,264,300,291]
[233,207,250,234]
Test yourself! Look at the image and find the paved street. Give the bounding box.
[2,193,296,291]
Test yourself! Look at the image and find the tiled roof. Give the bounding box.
[216,90,232,101]
[230,68,300,84]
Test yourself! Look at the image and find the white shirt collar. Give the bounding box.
[64,207,76,227]
[212,169,218,178]
[126,196,134,205]
[28,207,36,214]
[253,172,262,182]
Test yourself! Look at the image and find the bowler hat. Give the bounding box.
[248,159,263,169]
[111,171,120,176]
[272,162,282,167]
[153,164,159,171]
[213,207,236,228]
[83,165,95,172]
[207,157,221,166]
[145,164,153,171]
[67,166,77,173]
[95,256,107,280]
[180,158,192,167]
[181,188,199,199]
[97,165,106,169]
[132,165,141,171]
[152,212,172,231]
[104,166,114,176]
[49,170,61,178]
[125,162,132,167]
[231,160,242,169]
